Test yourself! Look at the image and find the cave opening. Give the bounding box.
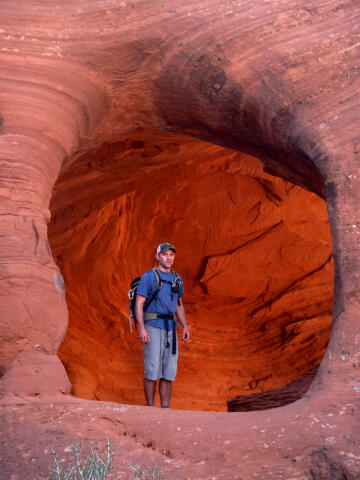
[48,129,333,412]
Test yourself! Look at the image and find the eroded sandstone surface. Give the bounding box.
[48,130,333,411]
[228,364,320,411]
[1,0,360,478]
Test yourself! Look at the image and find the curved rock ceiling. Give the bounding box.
[48,130,333,411]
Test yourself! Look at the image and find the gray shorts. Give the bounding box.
[143,325,178,381]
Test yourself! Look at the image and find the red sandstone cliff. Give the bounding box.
[1,0,360,478]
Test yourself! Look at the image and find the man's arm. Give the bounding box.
[176,299,190,341]
[135,294,150,343]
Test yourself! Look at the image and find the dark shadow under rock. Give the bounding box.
[228,365,319,412]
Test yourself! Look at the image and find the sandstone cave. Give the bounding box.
[48,129,333,411]
[3,1,360,477]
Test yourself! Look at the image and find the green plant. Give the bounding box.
[46,437,115,480]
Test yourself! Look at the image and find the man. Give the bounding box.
[135,242,190,408]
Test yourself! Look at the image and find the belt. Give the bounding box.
[144,312,175,321]
[143,312,177,354]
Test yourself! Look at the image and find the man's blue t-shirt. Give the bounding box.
[137,269,184,330]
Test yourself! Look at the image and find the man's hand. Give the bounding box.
[176,301,189,341]
[182,325,190,341]
[139,327,150,344]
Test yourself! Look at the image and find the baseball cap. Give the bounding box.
[156,242,176,254]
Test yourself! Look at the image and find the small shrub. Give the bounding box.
[129,462,168,480]
[46,437,115,480]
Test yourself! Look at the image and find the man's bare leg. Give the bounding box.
[159,378,172,408]
[143,378,156,406]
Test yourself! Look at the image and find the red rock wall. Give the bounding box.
[2,0,360,477]
[48,130,333,411]
[1,1,359,409]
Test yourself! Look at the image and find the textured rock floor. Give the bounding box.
[1,391,360,480]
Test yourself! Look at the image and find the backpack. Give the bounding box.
[128,267,182,331]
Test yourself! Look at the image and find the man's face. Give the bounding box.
[157,249,175,269]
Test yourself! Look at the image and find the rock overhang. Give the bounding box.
[48,129,333,412]
[1,0,360,477]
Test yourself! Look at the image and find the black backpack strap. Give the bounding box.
[143,268,162,311]
[172,324,176,355]
[171,271,181,354]
[171,270,182,306]
[152,267,162,289]
[161,315,176,356]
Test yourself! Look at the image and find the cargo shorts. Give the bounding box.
[143,325,178,381]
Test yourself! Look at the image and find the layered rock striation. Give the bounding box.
[1,0,360,477]
[228,364,320,411]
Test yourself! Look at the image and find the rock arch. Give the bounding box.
[1,0,360,477]
[48,129,333,411]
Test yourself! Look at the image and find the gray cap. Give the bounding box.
[156,242,176,254]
